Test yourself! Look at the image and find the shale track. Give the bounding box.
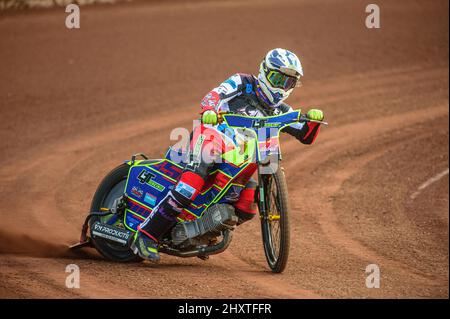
[0,0,448,298]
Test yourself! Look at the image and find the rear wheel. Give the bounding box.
[89,163,142,262]
[260,168,290,273]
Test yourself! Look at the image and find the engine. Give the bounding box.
[171,204,238,247]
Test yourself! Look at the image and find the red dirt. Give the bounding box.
[0,0,448,298]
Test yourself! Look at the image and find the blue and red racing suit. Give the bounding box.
[138,74,321,242]
[200,73,321,143]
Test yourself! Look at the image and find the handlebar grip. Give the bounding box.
[299,114,329,125]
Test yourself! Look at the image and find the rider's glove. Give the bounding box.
[307,109,324,121]
[202,110,218,125]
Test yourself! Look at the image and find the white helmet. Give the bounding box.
[257,48,303,106]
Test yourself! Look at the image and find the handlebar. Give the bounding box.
[218,111,328,126]
[298,114,329,126]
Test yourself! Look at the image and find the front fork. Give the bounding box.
[257,164,269,221]
[257,153,281,222]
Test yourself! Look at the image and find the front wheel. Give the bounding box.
[260,168,291,273]
[89,163,142,263]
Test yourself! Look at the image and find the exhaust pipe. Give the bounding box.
[159,230,233,258]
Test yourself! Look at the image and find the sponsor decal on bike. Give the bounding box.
[144,192,157,206]
[137,169,165,192]
[252,118,267,128]
[147,179,165,192]
[252,119,281,128]
[91,222,132,245]
[175,181,196,200]
[131,186,144,198]
[137,169,155,184]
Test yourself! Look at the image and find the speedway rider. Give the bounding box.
[131,48,325,261]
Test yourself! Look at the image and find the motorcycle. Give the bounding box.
[70,110,327,273]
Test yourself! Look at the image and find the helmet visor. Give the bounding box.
[266,69,298,90]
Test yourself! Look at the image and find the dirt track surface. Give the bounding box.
[0,0,448,298]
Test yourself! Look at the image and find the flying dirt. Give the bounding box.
[0,0,448,298]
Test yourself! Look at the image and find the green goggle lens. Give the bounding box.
[266,70,298,90]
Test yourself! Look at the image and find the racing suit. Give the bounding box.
[137,73,321,243]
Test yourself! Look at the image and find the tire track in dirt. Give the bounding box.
[218,251,320,299]
[0,255,146,298]
[1,66,447,298]
[276,104,448,296]
[286,105,447,265]
[410,168,449,200]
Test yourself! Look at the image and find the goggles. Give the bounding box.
[264,63,300,90]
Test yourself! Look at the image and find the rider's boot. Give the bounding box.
[131,191,184,261]
[131,172,206,261]
[132,230,160,261]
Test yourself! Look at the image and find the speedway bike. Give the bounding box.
[71,110,327,273]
